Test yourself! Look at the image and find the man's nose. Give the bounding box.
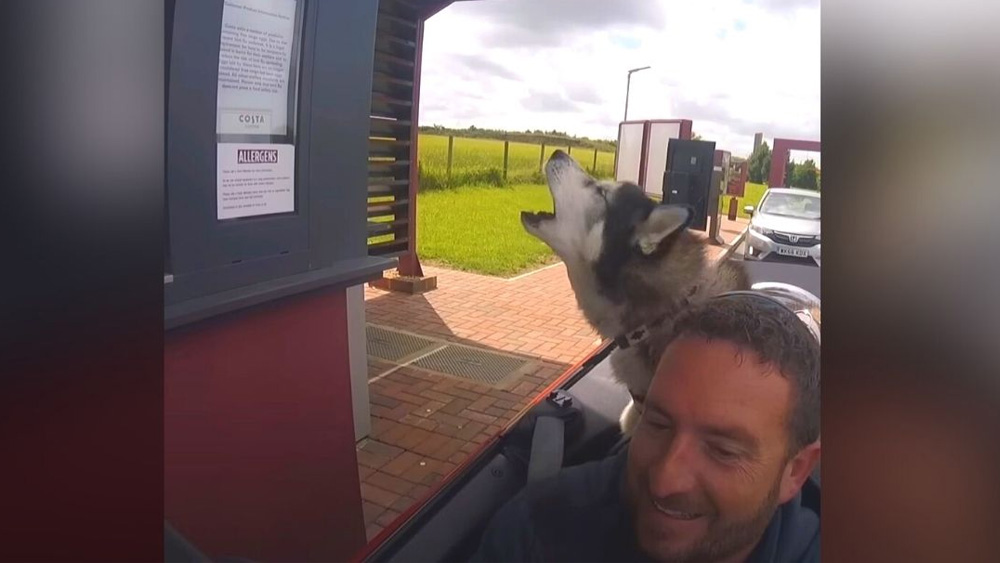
[647,434,699,498]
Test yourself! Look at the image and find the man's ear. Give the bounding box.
[633,205,692,255]
[779,440,821,505]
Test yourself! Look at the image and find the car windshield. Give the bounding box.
[759,192,821,219]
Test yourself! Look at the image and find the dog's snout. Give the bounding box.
[549,149,570,162]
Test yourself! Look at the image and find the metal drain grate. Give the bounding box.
[413,345,528,386]
[366,325,437,362]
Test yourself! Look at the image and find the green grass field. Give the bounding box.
[719,181,769,219]
[416,183,557,277]
[417,134,615,190]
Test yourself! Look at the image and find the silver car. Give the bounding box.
[744,187,821,266]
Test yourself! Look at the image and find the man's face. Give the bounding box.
[625,335,812,562]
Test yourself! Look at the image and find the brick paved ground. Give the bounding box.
[356,362,566,540]
[366,263,602,365]
[356,216,747,541]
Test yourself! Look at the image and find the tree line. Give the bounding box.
[746,141,821,191]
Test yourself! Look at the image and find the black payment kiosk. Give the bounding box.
[164,1,396,559]
[662,139,716,232]
[164,0,393,326]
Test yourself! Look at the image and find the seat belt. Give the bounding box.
[526,415,565,484]
[525,389,579,484]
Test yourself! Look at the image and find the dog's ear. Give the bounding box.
[633,205,692,255]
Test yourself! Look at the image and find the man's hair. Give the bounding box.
[669,294,821,453]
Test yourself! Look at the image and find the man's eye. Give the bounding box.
[644,417,671,431]
[708,444,741,462]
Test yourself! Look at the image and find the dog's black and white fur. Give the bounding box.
[521,150,751,432]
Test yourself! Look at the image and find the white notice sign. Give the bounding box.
[217,143,295,219]
[217,0,297,136]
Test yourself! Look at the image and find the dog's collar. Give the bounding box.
[614,319,664,349]
[613,286,699,350]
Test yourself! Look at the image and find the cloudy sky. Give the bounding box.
[421,0,820,163]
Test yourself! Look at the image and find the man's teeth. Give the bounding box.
[653,501,701,520]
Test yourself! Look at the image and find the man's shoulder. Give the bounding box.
[471,451,629,562]
[762,476,821,563]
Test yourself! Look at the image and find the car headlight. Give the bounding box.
[750,224,771,236]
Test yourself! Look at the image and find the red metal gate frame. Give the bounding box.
[768,138,821,188]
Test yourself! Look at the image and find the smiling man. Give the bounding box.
[473,293,821,562]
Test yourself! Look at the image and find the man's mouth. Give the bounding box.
[652,500,704,521]
[520,210,555,228]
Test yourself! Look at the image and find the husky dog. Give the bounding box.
[520,150,750,432]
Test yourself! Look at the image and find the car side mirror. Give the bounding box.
[744,205,754,216]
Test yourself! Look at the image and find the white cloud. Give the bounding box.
[420,0,820,163]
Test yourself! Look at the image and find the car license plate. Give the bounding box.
[777,246,809,258]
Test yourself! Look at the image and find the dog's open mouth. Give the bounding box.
[520,210,555,228]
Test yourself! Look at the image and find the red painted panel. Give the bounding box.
[727,160,748,197]
[638,121,651,187]
[165,289,365,562]
[678,119,693,140]
[769,138,821,187]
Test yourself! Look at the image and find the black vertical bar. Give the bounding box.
[447,134,453,186]
[503,139,509,182]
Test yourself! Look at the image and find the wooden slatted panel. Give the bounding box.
[367,221,394,237]
[379,12,417,30]
[373,52,415,78]
[377,13,418,43]
[384,0,419,17]
[371,76,413,109]
[370,139,411,160]
[370,95,412,121]
[372,72,414,91]
[369,159,411,174]
[367,0,420,257]
[375,33,416,58]
[367,237,410,257]
[368,180,408,197]
[368,198,410,218]
[367,217,408,236]
[370,117,413,137]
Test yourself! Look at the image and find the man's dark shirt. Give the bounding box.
[472,449,820,562]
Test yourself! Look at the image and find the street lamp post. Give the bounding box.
[624,65,651,122]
